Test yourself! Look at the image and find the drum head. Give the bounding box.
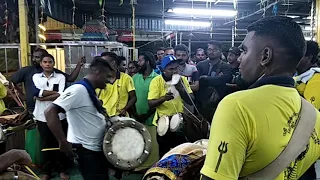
[194,139,209,148]
[157,116,169,136]
[170,114,183,132]
[103,120,152,171]
[0,171,38,180]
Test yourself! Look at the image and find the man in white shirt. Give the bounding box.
[45,57,115,180]
[32,54,68,180]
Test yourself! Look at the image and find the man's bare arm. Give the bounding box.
[0,150,32,173]
[37,93,60,101]
[45,104,66,142]
[122,91,137,112]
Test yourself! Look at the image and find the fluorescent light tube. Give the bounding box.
[165,19,211,27]
[168,8,237,17]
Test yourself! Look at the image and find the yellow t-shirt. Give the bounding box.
[201,84,320,180]
[296,73,320,110]
[0,82,7,115]
[148,75,192,125]
[97,72,135,117]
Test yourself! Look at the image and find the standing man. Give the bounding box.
[174,44,200,92]
[201,16,320,180]
[295,41,320,180]
[98,52,137,118]
[196,41,232,121]
[195,48,206,64]
[133,51,159,170]
[148,55,194,157]
[45,57,115,180]
[156,48,165,65]
[32,54,68,180]
[117,56,127,73]
[128,61,139,77]
[10,48,84,166]
[227,47,241,78]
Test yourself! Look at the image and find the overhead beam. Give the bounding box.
[19,0,30,67]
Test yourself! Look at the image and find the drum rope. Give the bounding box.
[24,166,40,180]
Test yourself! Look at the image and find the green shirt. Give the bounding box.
[132,71,158,125]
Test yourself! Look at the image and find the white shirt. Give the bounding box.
[33,72,66,122]
[53,84,107,152]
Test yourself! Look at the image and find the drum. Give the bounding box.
[169,113,183,132]
[103,119,152,171]
[0,111,36,142]
[157,116,169,136]
[0,171,37,180]
[183,113,210,142]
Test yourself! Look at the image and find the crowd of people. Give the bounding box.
[0,16,320,180]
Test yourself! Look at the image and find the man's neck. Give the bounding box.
[230,62,239,68]
[209,59,220,66]
[143,67,153,77]
[84,75,97,89]
[43,71,53,77]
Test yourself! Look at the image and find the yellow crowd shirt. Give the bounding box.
[148,75,192,125]
[0,82,7,115]
[296,73,320,110]
[97,72,135,117]
[201,77,320,180]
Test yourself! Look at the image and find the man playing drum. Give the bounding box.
[45,57,115,180]
[133,51,159,171]
[148,55,194,157]
[99,52,137,118]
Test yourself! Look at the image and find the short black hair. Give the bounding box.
[34,48,48,56]
[164,47,174,51]
[139,51,156,69]
[247,16,305,66]
[116,56,126,66]
[208,41,222,49]
[196,48,205,53]
[41,54,55,62]
[157,47,165,52]
[174,44,189,54]
[101,51,118,60]
[90,56,113,71]
[128,61,139,68]
[305,41,319,64]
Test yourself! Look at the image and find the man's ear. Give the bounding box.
[260,47,273,66]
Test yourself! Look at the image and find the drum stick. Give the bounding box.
[41,148,76,151]
[24,165,40,180]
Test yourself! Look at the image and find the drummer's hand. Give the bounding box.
[12,150,32,165]
[77,56,86,67]
[59,139,75,158]
[119,109,126,117]
[163,92,174,101]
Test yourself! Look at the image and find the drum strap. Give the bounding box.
[6,83,25,109]
[240,97,317,180]
[180,80,201,120]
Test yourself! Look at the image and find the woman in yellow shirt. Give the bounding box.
[0,81,7,115]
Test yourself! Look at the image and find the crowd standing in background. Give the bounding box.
[1,16,320,180]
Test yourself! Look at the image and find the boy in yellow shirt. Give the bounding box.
[148,55,194,157]
[98,52,136,118]
[295,40,320,179]
[0,81,7,115]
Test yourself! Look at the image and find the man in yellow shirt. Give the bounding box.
[148,55,194,157]
[295,40,320,180]
[98,52,136,117]
[0,80,7,115]
[201,16,320,180]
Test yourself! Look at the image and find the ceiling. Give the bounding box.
[59,0,313,43]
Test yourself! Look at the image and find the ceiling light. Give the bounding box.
[287,15,299,19]
[305,36,315,41]
[168,8,237,17]
[304,26,315,31]
[165,19,211,27]
[281,3,293,5]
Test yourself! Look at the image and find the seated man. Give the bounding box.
[148,55,194,157]
[201,16,320,180]
[0,149,32,173]
[99,52,136,118]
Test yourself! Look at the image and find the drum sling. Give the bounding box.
[240,97,317,179]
